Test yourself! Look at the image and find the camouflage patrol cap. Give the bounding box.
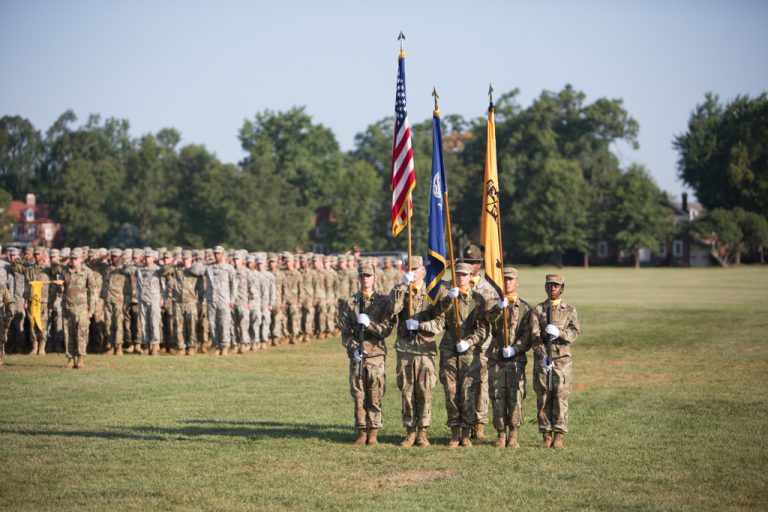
[407,255,424,268]
[358,262,375,275]
[163,251,173,259]
[133,249,145,259]
[267,252,277,262]
[24,246,34,255]
[204,248,214,257]
[255,253,266,264]
[455,262,472,275]
[245,254,255,264]
[88,248,99,258]
[71,247,84,258]
[192,249,202,259]
[7,247,20,256]
[61,247,71,258]
[110,248,123,257]
[33,246,46,255]
[503,266,519,279]
[146,250,158,259]
[545,274,564,285]
[50,248,60,258]
[462,244,482,263]
[123,248,133,258]
[99,248,108,257]
[182,249,193,259]
[214,245,225,254]
[143,247,153,254]
[282,251,294,261]
[173,248,183,258]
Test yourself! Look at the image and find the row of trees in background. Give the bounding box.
[1,86,766,265]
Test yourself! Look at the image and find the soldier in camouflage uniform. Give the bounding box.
[531,274,580,449]
[7,247,27,354]
[86,248,108,353]
[48,248,65,352]
[103,248,130,355]
[160,251,176,352]
[233,250,255,354]
[323,256,337,337]
[203,246,236,355]
[335,256,351,334]
[438,262,489,448]
[255,254,274,349]
[380,257,402,295]
[339,261,395,446]
[281,253,302,344]
[24,247,53,355]
[61,248,98,368]
[0,278,16,365]
[298,253,315,342]
[268,253,285,346]
[131,249,165,355]
[485,266,534,448]
[389,255,446,448]
[167,250,203,355]
[312,255,327,339]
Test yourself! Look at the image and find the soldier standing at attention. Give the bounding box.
[388,255,446,448]
[132,250,164,356]
[204,246,236,356]
[339,261,394,446]
[103,248,130,355]
[168,250,204,355]
[7,247,27,354]
[268,253,285,346]
[25,247,52,355]
[298,253,315,342]
[255,253,273,349]
[62,248,98,368]
[438,262,489,448]
[48,249,65,353]
[532,274,580,449]
[233,250,255,354]
[312,255,327,339]
[281,253,302,344]
[335,255,351,335]
[0,278,16,365]
[485,266,534,448]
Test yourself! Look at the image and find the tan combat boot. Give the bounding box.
[367,428,379,446]
[115,344,123,356]
[187,347,196,356]
[447,426,461,448]
[38,341,46,356]
[552,432,565,449]
[236,345,244,354]
[415,427,430,447]
[75,355,84,369]
[460,427,473,447]
[473,423,487,442]
[139,344,147,356]
[221,346,229,356]
[353,429,368,446]
[65,357,75,369]
[124,343,134,353]
[540,432,553,448]
[31,340,38,355]
[507,428,520,448]
[198,342,206,354]
[493,429,507,448]
[400,427,417,448]
[150,345,159,356]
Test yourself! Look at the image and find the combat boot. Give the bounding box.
[473,423,487,442]
[186,347,196,356]
[149,345,159,356]
[353,429,368,446]
[493,429,507,448]
[540,432,553,448]
[447,426,461,448]
[75,355,84,369]
[221,346,229,356]
[460,427,473,447]
[367,428,379,446]
[415,427,430,447]
[65,357,75,369]
[124,343,134,353]
[507,428,520,448]
[198,342,206,354]
[115,345,123,356]
[400,427,417,448]
[135,343,144,355]
[31,340,38,355]
[237,345,244,354]
[552,432,565,449]
[38,343,46,356]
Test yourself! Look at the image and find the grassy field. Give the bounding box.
[1,267,767,511]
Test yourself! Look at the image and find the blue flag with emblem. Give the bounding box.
[425,111,448,304]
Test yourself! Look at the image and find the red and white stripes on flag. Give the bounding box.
[391,51,415,237]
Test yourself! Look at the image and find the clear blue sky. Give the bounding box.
[2,0,767,199]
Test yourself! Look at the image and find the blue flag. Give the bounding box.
[425,112,448,304]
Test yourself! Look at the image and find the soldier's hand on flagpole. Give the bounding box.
[497,298,509,309]
[456,340,470,353]
[448,287,459,299]
[356,313,371,327]
[502,346,515,358]
[545,324,560,339]
[405,318,419,331]
[402,272,414,285]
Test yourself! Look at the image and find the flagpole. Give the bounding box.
[488,84,510,348]
[399,30,413,317]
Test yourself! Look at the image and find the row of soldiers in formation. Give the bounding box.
[339,244,580,449]
[0,244,405,368]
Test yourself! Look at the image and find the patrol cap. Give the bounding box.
[462,244,482,263]
[267,252,277,262]
[143,246,153,254]
[88,248,99,258]
[71,247,84,258]
[246,254,255,264]
[50,248,60,258]
[256,253,266,264]
[282,251,294,261]
[123,248,133,258]
[61,247,71,258]
[192,249,202,259]
[173,248,183,258]
[33,246,46,255]
[99,248,108,257]
[358,262,375,275]
[214,245,226,254]
[7,247,20,256]
[204,248,214,257]
[24,246,34,254]
[146,250,158,259]
[133,249,145,259]
[503,266,519,279]
[163,251,173,259]
[110,248,123,257]
[455,262,472,275]
[545,274,565,285]
[182,249,193,259]
[407,255,424,268]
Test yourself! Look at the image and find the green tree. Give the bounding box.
[674,93,768,217]
[734,208,768,264]
[689,208,743,268]
[0,115,43,200]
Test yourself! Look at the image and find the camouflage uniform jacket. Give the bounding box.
[131,264,164,304]
[234,266,255,307]
[486,297,534,362]
[335,269,350,304]
[9,261,26,305]
[299,268,315,307]
[103,264,131,305]
[281,268,301,305]
[203,263,236,306]
[271,269,284,307]
[166,265,201,305]
[62,265,98,314]
[339,291,394,358]
[531,299,579,360]
[24,264,54,305]
[323,269,336,305]
[388,282,445,356]
[438,289,489,356]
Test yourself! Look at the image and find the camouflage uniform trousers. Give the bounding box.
[127,303,139,346]
[258,309,270,342]
[396,352,437,428]
[234,304,252,346]
[439,351,478,429]
[248,308,262,344]
[286,302,301,338]
[314,302,327,335]
[138,301,162,346]
[64,308,90,357]
[49,298,64,352]
[104,300,125,350]
[474,351,490,426]
[301,303,314,337]
[174,302,198,349]
[207,302,232,348]
[533,356,572,433]
[324,302,336,334]
[162,301,174,349]
[197,301,208,344]
[9,306,25,353]
[349,355,386,429]
[489,358,527,432]
[90,299,106,351]
[29,305,49,351]
[270,308,285,341]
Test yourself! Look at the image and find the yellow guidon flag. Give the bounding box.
[479,88,504,297]
[28,280,61,331]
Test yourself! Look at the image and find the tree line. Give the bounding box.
[1,85,766,266]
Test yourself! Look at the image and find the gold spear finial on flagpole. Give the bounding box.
[432,87,440,116]
[398,31,406,57]
[488,83,495,112]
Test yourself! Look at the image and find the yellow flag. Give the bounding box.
[480,104,503,297]
[29,280,43,331]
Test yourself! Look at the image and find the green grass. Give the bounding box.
[1,267,767,511]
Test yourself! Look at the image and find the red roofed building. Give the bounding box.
[7,193,62,249]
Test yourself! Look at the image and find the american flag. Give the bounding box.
[390,51,415,237]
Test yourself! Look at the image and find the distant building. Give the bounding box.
[7,193,62,249]
[309,206,336,254]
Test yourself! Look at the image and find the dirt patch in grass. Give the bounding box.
[374,469,459,489]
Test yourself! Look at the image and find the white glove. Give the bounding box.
[402,272,414,285]
[543,356,554,372]
[502,346,515,358]
[353,349,363,363]
[545,324,560,339]
[497,298,509,309]
[405,319,419,331]
[448,287,460,299]
[456,340,470,353]
[356,313,371,327]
